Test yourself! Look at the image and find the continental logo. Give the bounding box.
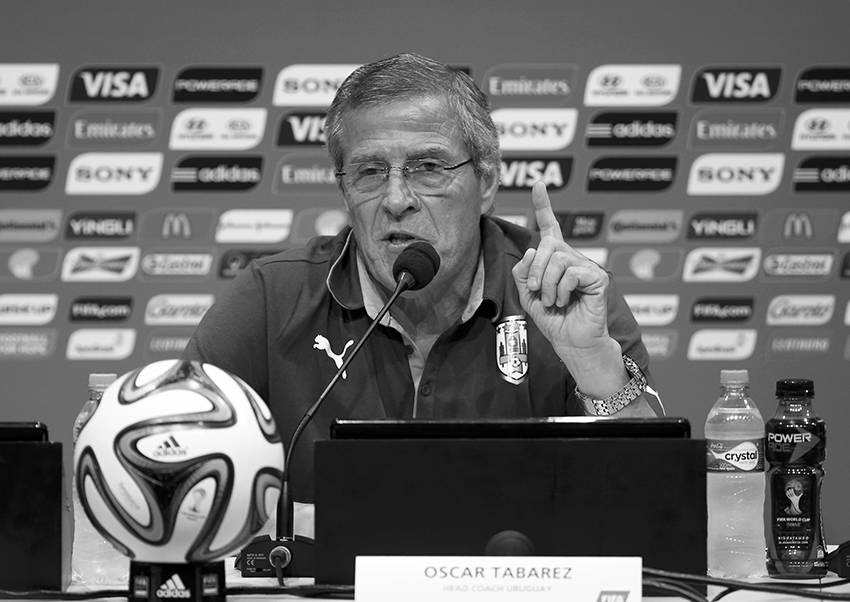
[69,67,158,102]
[552,212,603,240]
[172,67,262,103]
[69,296,132,322]
[683,248,761,282]
[584,65,681,106]
[792,109,850,150]
[172,156,262,191]
[763,252,833,277]
[585,111,677,147]
[692,297,754,322]
[273,64,359,106]
[689,109,783,148]
[691,67,781,103]
[66,152,162,195]
[68,109,159,148]
[796,67,850,103]
[274,151,336,193]
[766,295,834,326]
[218,249,282,279]
[216,209,293,243]
[687,153,784,195]
[65,211,135,240]
[623,294,678,326]
[607,209,682,243]
[0,111,55,145]
[0,156,54,191]
[66,328,136,360]
[169,108,266,150]
[687,212,757,239]
[484,64,577,107]
[491,108,577,151]
[794,156,850,191]
[0,64,59,105]
[141,253,213,277]
[687,329,757,361]
[0,294,58,325]
[144,294,214,326]
[587,157,676,192]
[641,329,678,359]
[0,209,61,243]
[61,247,140,282]
[0,330,57,358]
[499,157,572,191]
[277,111,327,146]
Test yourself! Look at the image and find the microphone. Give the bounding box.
[237,242,440,580]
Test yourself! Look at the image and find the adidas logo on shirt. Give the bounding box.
[156,574,190,599]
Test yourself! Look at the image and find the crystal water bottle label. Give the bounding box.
[706,438,765,472]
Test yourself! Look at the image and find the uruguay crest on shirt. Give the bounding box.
[496,315,528,384]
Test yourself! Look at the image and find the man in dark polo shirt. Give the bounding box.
[182,53,662,532]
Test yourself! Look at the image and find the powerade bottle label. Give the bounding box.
[766,419,825,465]
[706,438,765,472]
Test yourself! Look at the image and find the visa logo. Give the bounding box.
[500,158,571,190]
[80,71,151,99]
[282,113,326,144]
[702,72,772,99]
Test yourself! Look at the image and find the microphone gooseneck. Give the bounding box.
[276,242,440,540]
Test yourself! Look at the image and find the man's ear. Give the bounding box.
[478,163,500,215]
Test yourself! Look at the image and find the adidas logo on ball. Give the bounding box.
[153,435,188,458]
[156,574,191,599]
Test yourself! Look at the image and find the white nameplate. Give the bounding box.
[355,556,641,602]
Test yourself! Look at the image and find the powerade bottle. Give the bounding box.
[766,378,827,578]
[705,369,766,578]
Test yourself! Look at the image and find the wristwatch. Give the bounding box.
[574,354,647,416]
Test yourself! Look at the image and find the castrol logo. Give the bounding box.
[711,441,760,471]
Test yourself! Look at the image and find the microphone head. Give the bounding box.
[392,242,440,291]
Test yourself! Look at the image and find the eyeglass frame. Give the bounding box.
[334,157,474,194]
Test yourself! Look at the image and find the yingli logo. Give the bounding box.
[66,153,162,195]
[491,108,577,151]
[687,153,784,195]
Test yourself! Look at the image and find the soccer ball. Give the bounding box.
[73,359,283,564]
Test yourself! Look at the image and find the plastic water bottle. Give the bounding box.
[72,373,128,586]
[705,369,766,578]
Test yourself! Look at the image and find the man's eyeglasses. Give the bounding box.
[335,158,473,195]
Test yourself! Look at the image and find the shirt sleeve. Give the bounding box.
[181,262,270,402]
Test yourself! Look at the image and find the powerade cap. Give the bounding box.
[88,373,117,389]
[775,378,814,397]
[720,369,749,385]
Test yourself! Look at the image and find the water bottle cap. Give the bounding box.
[88,373,117,388]
[720,369,749,385]
[776,378,814,397]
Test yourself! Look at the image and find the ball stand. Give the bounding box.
[129,561,225,602]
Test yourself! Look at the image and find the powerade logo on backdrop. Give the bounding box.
[607,209,683,243]
[687,329,757,360]
[277,111,327,146]
[587,157,676,191]
[0,64,59,105]
[172,67,262,103]
[65,211,135,240]
[172,156,262,191]
[69,296,132,322]
[69,67,158,102]
[585,112,677,146]
[796,67,850,103]
[792,110,850,150]
[683,248,761,282]
[766,295,835,326]
[687,212,758,239]
[491,108,577,151]
[0,156,54,191]
[68,110,159,147]
[484,64,577,107]
[499,157,571,191]
[0,111,54,145]
[689,110,783,148]
[691,67,781,102]
[794,157,850,191]
[583,65,681,106]
[0,209,61,242]
[687,153,784,195]
[553,212,604,240]
[65,152,162,195]
[273,64,359,107]
[691,297,754,322]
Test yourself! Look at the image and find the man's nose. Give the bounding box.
[381,169,420,216]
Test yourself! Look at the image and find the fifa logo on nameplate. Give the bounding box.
[496,315,528,384]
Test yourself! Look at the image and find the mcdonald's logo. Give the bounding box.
[783,213,813,239]
[162,212,192,239]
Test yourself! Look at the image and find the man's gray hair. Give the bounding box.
[325,53,501,179]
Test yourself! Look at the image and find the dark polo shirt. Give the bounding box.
[182,216,651,501]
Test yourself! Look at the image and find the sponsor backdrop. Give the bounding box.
[2,0,850,540]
